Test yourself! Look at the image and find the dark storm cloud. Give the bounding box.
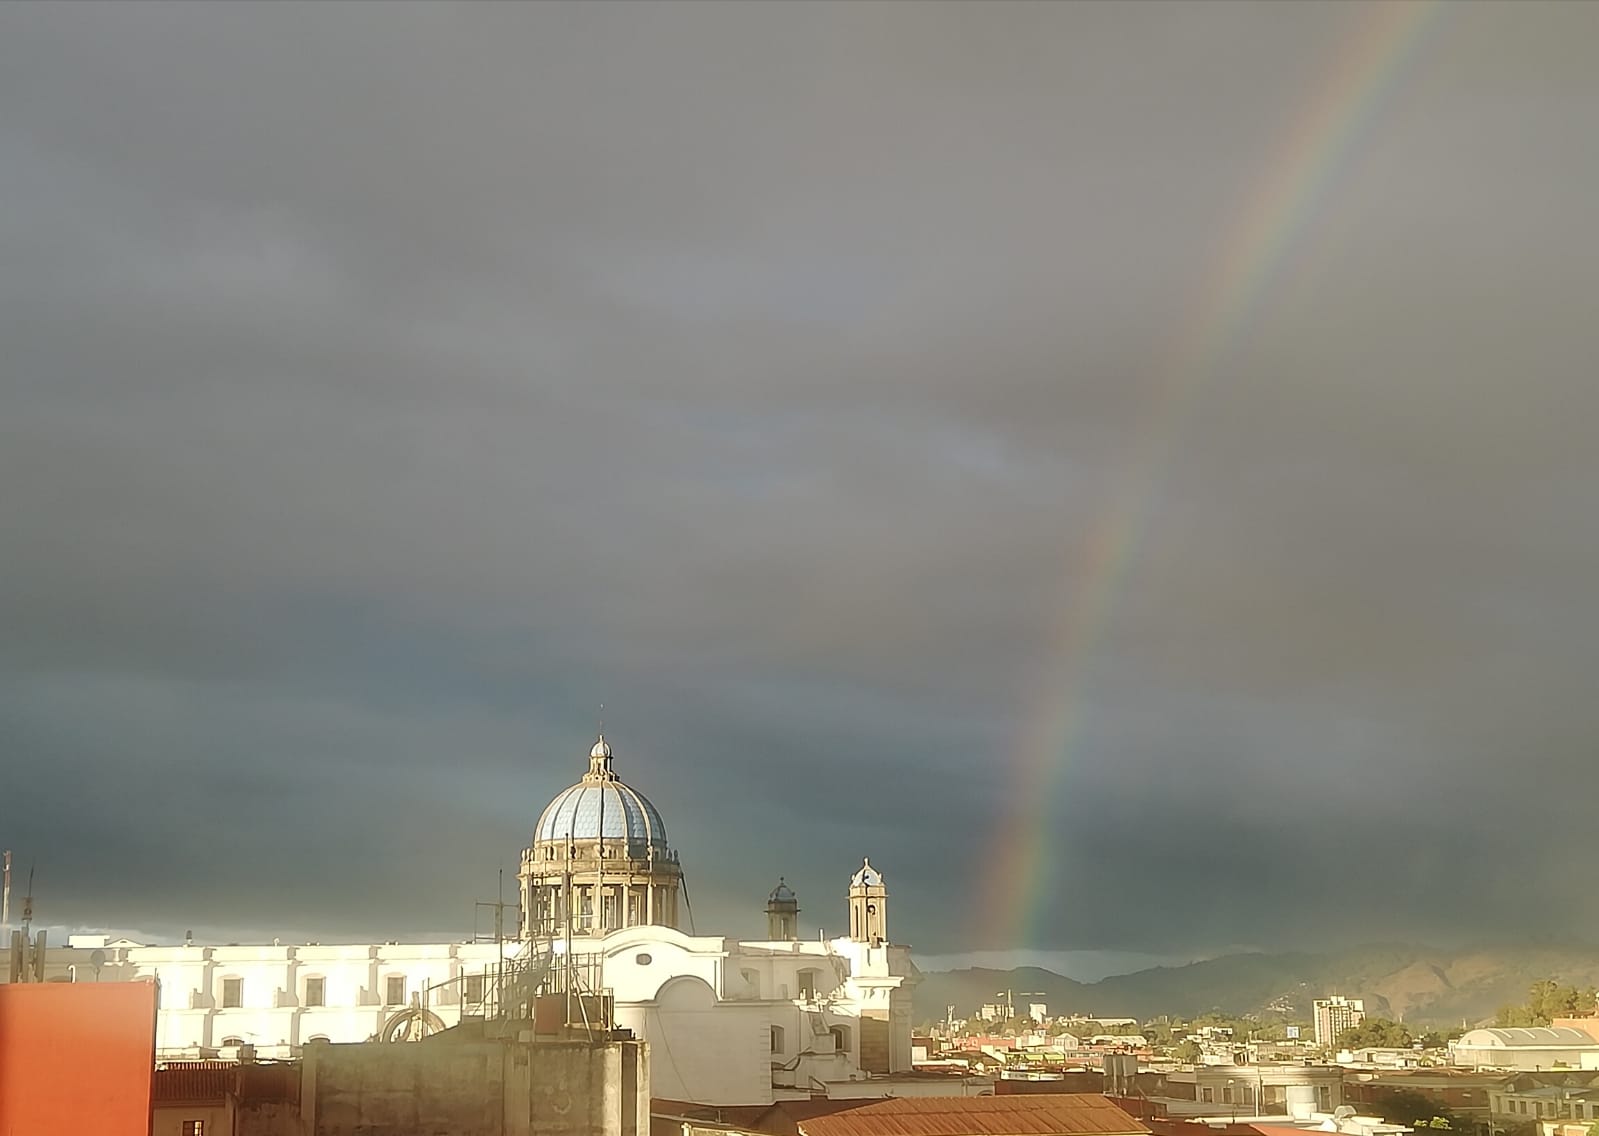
[3,1,1597,959]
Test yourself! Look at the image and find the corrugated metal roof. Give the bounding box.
[152,1064,232,1103]
[152,1061,298,1104]
[1462,1028,1599,1046]
[798,1093,1151,1136]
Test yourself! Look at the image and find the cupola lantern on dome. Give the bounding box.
[588,732,615,778]
[519,729,683,940]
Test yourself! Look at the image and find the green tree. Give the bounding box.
[1371,1090,1463,1131]
[1338,1018,1414,1049]
[1145,1021,1176,1046]
[1496,980,1599,1027]
[1174,1039,1204,1063]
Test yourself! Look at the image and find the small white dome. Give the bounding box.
[591,734,611,759]
[851,858,883,888]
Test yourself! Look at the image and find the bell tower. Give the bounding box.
[848,858,888,946]
[766,878,799,941]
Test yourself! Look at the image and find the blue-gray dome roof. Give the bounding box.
[533,732,672,855]
[536,781,668,849]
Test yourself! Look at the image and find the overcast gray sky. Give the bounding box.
[2,1,1597,968]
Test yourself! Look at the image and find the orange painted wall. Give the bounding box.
[0,979,158,1134]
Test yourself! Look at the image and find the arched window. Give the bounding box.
[829,1025,850,1053]
[771,1024,785,1054]
[221,1036,247,1047]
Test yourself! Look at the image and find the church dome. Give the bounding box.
[532,733,671,855]
[768,878,798,906]
[535,781,669,851]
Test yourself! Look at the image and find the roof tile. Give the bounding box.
[798,1093,1151,1136]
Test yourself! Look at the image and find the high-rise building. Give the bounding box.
[1314,995,1366,1046]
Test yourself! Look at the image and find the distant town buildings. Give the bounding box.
[1315,996,1367,1047]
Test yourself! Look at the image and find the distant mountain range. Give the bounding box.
[916,943,1599,1027]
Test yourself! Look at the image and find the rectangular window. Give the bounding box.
[221,978,242,1008]
[1202,1088,1214,1103]
[182,1123,205,1136]
[1223,1084,1234,1104]
[305,977,325,1007]
[386,976,406,1006]
[1318,1086,1333,1112]
[464,974,484,1005]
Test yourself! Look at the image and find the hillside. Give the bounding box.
[916,943,1599,1027]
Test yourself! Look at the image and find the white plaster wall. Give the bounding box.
[600,927,724,1002]
[617,974,775,1106]
[23,916,920,1082]
[114,941,518,1058]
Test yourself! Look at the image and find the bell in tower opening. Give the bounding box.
[848,858,888,946]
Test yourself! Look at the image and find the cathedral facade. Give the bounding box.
[15,730,921,1107]
[517,732,922,1102]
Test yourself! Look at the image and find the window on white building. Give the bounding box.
[305,977,325,1007]
[386,976,406,1006]
[771,1025,785,1053]
[829,1025,850,1053]
[464,975,484,1005]
[221,978,242,1008]
[221,1036,246,1047]
[797,969,819,1000]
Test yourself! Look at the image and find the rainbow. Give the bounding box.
[979,0,1447,947]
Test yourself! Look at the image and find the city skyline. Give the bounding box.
[3,1,1599,959]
